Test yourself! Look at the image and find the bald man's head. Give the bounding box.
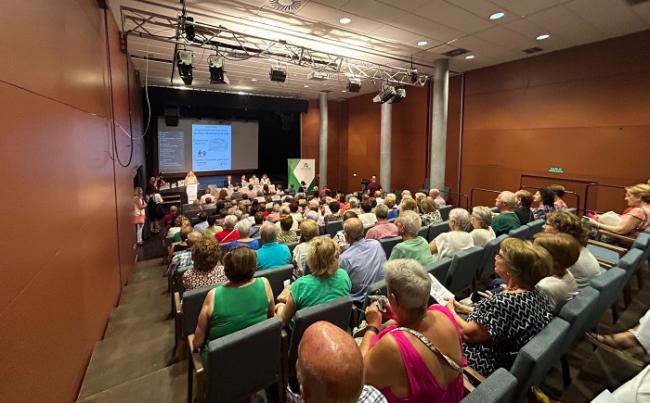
[297,322,364,403]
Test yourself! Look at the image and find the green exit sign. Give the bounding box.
[548,167,564,174]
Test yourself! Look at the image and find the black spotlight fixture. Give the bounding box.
[208,54,225,84]
[269,64,287,82]
[177,50,193,85]
[347,77,361,93]
[184,16,195,41]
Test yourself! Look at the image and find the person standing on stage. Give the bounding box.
[367,175,382,194]
[185,171,198,185]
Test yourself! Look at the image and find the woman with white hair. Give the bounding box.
[470,206,496,247]
[221,219,260,251]
[360,259,465,402]
[390,211,434,266]
[215,215,240,243]
[429,208,475,260]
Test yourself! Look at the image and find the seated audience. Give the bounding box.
[385,195,398,220]
[182,237,228,290]
[514,189,535,225]
[585,183,650,239]
[548,184,568,210]
[399,197,418,215]
[333,210,359,250]
[348,197,362,215]
[324,200,342,223]
[199,188,213,204]
[588,308,650,366]
[201,215,223,239]
[420,197,443,226]
[533,233,579,313]
[172,225,194,253]
[192,246,274,361]
[491,191,521,236]
[215,215,240,243]
[447,238,553,376]
[276,237,351,325]
[390,211,434,266]
[249,211,264,238]
[290,202,303,225]
[470,206,496,247]
[429,188,447,209]
[223,220,260,250]
[358,201,378,228]
[544,211,600,289]
[256,222,291,270]
[169,230,203,274]
[164,205,180,226]
[429,208,474,259]
[339,218,386,303]
[366,204,400,240]
[360,259,465,402]
[167,216,184,239]
[278,215,299,244]
[193,212,209,232]
[293,219,319,278]
[533,188,557,220]
[290,321,387,403]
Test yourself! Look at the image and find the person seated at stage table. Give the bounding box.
[201,215,222,239]
[491,191,521,236]
[514,190,534,225]
[429,208,474,260]
[366,204,399,241]
[533,188,557,220]
[360,259,466,403]
[390,211,434,266]
[275,236,351,326]
[446,238,553,376]
[287,184,297,196]
[222,220,260,251]
[293,219,319,278]
[240,174,248,187]
[585,183,650,240]
[192,246,275,363]
[359,200,378,228]
[250,174,260,186]
[470,206,496,247]
[278,215,299,244]
[429,188,447,209]
[185,170,198,185]
[260,173,271,186]
[420,197,443,227]
[182,237,227,291]
[533,233,579,313]
[215,215,240,243]
[223,175,235,188]
[257,222,291,270]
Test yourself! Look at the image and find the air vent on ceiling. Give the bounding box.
[267,0,309,14]
[523,46,544,54]
[441,48,470,58]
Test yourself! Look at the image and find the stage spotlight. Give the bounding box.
[208,54,226,84]
[184,16,195,41]
[347,77,361,93]
[177,50,193,85]
[308,70,329,81]
[373,85,396,103]
[269,65,287,82]
[407,68,418,84]
[388,88,406,104]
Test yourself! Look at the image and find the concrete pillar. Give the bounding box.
[429,58,449,190]
[379,102,392,192]
[319,91,328,187]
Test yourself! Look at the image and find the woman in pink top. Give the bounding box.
[360,259,465,403]
[586,184,650,239]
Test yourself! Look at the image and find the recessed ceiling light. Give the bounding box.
[304,85,309,88]
[251,78,257,82]
[465,54,475,60]
[489,12,505,20]
[417,40,429,47]
[339,16,351,24]
[536,33,550,41]
[341,89,347,93]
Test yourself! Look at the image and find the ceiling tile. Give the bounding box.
[527,5,607,46]
[564,0,648,37]
[413,0,493,33]
[374,0,432,13]
[488,0,568,17]
[391,13,464,43]
[340,0,407,22]
[476,25,539,51]
[446,0,510,20]
[630,1,650,25]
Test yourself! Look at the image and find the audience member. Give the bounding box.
[429,188,446,209]
[390,211,433,266]
[166,216,184,239]
[470,206,496,247]
[172,225,194,253]
[201,215,223,239]
[193,212,209,232]
[169,230,203,274]
[215,215,240,243]
[533,188,557,220]
[290,202,303,226]
[533,233,579,313]
[358,201,378,228]
[333,210,359,250]
[133,187,146,246]
[276,237,351,325]
[257,222,291,270]
[339,218,386,303]
[385,195,398,220]
[588,308,650,366]
[585,183,650,239]
[192,246,274,362]
[360,259,465,402]
[163,205,179,226]
[182,237,228,290]
[548,184,568,210]
[399,197,418,215]
[348,197,362,215]
[278,215,299,244]
[293,219,319,278]
[429,208,474,259]
[250,211,264,238]
[223,220,260,251]
[366,204,399,240]
[419,197,443,226]
[290,321,387,403]
[447,238,553,376]
[544,211,600,289]
[324,201,342,223]
[491,191,521,236]
[199,188,213,204]
[514,189,535,225]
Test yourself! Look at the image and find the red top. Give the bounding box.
[216,229,240,243]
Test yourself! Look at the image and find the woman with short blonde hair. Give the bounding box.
[534,233,580,312]
[586,183,650,239]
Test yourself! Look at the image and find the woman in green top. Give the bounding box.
[193,246,275,356]
[276,236,351,326]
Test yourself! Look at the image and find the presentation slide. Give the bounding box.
[192,124,232,171]
[157,118,259,173]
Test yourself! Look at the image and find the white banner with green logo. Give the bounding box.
[288,159,316,192]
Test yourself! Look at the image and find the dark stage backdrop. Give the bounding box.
[143,87,307,182]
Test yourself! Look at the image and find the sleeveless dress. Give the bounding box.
[370,305,466,403]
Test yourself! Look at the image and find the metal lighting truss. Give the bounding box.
[121,6,430,87]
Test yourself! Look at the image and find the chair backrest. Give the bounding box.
[557,286,600,356]
[526,219,545,240]
[439,205,453,221]
[326,220,343,237]
[362,279,387,310]
[205,317,283,403]
[446,246,485,294]
[418,225,430,240]
[508,225,528,240]
[253,264,292,298]
[587,267,627,329]
[379,236,402,259]
[633,232,650,260]
[510,317,570,403]
[287,241,299,253]
[428,221,450,242]
[461,368,517,403]
[424,257,452,284]
[318,224,327,236]
[289,296,352,373]
[477,234,508,281]
[618,248,645,282]
[181,285,214,336]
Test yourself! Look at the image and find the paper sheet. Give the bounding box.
[428,273,455,305]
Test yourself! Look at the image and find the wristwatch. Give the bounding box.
[366,325,380,334]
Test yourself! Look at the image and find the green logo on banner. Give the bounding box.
[548,167,564,174]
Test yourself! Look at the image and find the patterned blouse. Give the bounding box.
[463,289,553,376]
[182,266,228,291]
[421,211,443,226]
